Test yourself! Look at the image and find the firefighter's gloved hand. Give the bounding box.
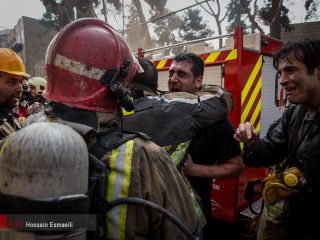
[262,167,305,205]
[263,181,299,205]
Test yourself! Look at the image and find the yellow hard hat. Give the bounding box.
[0,48,30,78]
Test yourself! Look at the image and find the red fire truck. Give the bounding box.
[136,26,286,237]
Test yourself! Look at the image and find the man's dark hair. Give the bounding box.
[173,53,204,77]
[273,39,320,74]
[132,58,158,91]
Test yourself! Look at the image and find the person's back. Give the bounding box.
[91,128,200,239]
[124,56,233,159]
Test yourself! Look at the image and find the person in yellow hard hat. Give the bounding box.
[0,48,30,140]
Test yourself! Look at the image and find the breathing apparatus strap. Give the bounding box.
[99,59,134,112]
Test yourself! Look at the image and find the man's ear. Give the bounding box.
[195,75,203,88]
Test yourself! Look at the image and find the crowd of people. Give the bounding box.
[0,17,319,240]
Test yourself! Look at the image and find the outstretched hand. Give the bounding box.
[233,122,259,148]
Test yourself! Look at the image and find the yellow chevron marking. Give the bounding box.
[255,121,261,132]
[226,49,237,60]
[241,55,262,104]
[157,59,167,70]
[250,98,261,126]
[241,76,262,123]
[204,51,220,64]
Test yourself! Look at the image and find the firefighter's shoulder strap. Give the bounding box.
[89,129,151,159]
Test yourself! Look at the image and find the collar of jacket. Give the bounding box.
[0,109,13,123]
[49,103,99,131]
[130,83,158,98]
[44,103,99,146]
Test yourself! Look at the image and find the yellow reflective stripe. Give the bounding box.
[157,59,167,70]
[121,97,134,116]
[106,140,134,240]
[121,107,135,116]
[188,185,203,217]
[225,49,237,60]
[241,76,262,123]
[170,141,190,166]
[256,121,261,132]
[106,147,118,239]
[162,145,172,153]
[241,55,262,104]
[204,52,220,64]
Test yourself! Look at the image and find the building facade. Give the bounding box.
[1,16,56,77]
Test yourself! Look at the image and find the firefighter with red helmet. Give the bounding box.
[0,48,30,140]
[24,18,201,239]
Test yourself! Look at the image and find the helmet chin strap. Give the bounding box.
[99,59,134,112]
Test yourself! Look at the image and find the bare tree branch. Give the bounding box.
[240,0,265,33]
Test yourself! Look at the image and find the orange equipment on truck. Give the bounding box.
[136,26,286,235]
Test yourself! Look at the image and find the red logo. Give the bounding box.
[0,215,8,228]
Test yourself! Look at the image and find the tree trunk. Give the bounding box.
[269,0,281,38]
[132,0,153,48]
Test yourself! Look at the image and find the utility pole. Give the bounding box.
[122,0,125,33]
[102,0,108,23]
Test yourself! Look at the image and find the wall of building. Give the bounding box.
[1,16,56,77]
[281,21,320,42]
[22,16,56,77]
[0,29,12,48]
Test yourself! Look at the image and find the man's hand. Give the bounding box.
[182,154,195,176]
[233,122,259,148]
[26,102,43,116]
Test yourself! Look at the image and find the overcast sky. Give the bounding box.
[0,0,308,33]
[0,0,198,30]
[0,0,45,30]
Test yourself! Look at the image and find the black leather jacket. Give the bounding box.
[244,104,320,240]
[0,110,20,140]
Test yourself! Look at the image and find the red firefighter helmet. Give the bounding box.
[43,18,139,112]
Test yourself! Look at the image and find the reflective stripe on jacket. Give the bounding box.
[101,137,202,239]
[106,140,134,240]
[163,140,191,168]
